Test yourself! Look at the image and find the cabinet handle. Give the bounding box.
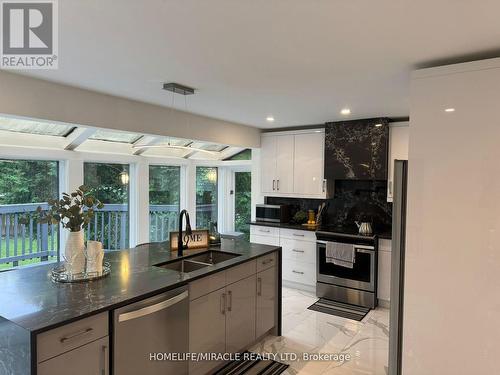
[59,328,93,344]
[292,249,304,253]
[101,345,109,375]
[388,180,393,196]
[227,290,233,312]
[259,229,271,233]
[257,277,262,296]
[322,179,326,193]
[272,180,276,191]
[220,293,226,315]
[277,179,280,191]
[293,233,305,237]
[261,258,274,265]
[292,270,304,275]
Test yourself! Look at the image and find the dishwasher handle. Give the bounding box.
[118,290,189,322]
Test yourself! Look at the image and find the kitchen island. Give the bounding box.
[0,241,281,375]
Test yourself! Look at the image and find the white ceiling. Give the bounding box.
[14,0,500,129]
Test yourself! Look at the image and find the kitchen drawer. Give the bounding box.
[37,312,108,363]
[226,260,256,285]
[282,259,316,287]
[280,238,316,264]
[190,270,226,300]
[250,234,280,246]
[279,228,316,242]
[256,252,277,273]
[250,225,280,238]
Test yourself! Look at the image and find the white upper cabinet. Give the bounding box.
[260,135,278,193]
[294,132,325,196]
[260,130,325,198]
[387,124,409,201]
[275,135,295,193]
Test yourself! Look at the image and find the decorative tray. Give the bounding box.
[51,262,111,283]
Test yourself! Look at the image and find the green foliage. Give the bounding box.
[149,166,180,205]
[234,172,251,239]
[83,163,129,204]
[32,185,104,232]
[0,160,58,204]
[292,210,308,224]
[196,167,218,229]
[226,149,252,161]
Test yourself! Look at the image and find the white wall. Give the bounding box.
[0,71,261,148]
[403,58,500,374]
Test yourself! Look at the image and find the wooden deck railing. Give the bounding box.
[0,203,215,268]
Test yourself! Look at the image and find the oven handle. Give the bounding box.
[316,241,374,251]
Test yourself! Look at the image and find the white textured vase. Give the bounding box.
[65,230,86,275]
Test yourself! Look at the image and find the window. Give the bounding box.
[89,129,143,143]
[196,167,218,230]
[234,171,251,240]
[0,159,59,269]
[0,116,75,137]
[83,162,130,250]
[149,166,181,241]
[225,149,252,161]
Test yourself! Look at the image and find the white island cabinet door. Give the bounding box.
[225,275,257,353]
[293,132,325,197]
[189,288,226,375]
[260,135,277,193]
[275,135,295,194]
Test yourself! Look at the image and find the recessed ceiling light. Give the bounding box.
[444,108,455,112]
[375,123,383,127]
[266,116,275,122]
[340,108,351,115]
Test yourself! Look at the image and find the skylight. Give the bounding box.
[0,116,75,137]
[189,141,228,152]
[89,129,143,144]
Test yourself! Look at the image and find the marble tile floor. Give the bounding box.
[249,287,389,375]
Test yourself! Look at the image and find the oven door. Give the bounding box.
[316,241,376,292]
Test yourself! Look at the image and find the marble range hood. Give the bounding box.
[324,117,389,198]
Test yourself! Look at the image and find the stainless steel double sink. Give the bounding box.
[154,250,241,274]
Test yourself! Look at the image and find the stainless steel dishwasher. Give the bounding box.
[113,285,189,375]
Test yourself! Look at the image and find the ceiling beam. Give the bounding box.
[132,136,162,155]
[64,128,96,150]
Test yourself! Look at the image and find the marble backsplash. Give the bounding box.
[266,179,392,234]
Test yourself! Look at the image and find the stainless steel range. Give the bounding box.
[316,230,378,308]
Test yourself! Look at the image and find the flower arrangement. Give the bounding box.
[36,185,104,232]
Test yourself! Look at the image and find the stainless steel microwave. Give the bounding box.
[255,204,290,223]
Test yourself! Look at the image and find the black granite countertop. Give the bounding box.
[249,221,317,232]
[249,221,392,239]
[0,241,280,334]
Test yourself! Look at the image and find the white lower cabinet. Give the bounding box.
[280,238,316,264]
[250,233,280,246]
[282,259,316,287]
[377,239,392,305]
[250,225,317,290]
